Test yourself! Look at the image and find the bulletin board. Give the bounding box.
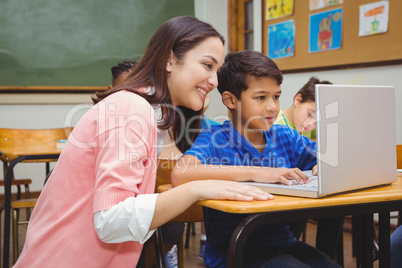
[262,0,402,72]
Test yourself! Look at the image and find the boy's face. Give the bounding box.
[233,76,281,135]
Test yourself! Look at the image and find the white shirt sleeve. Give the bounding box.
[94,194,159,244]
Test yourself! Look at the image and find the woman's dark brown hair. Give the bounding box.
[92,16,224,153]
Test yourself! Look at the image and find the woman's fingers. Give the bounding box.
[198,180,274,201]
[229,183,274,201]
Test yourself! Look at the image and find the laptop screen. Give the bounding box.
[315,84,397,196]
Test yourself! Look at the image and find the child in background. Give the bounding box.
[108,60,137,88]
[274,77,331,140]
[274,77,344,260]
[172,50,340,267]
[14,17,270,267]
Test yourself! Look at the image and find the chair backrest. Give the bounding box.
[156,159,204,222]
[0,128,71,147]
[157,184,204,222]
[397,144,402,169]
[155,158,178,191]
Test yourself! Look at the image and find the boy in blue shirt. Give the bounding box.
[171,50,340,267]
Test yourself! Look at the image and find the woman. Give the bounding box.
[14,16,270,267]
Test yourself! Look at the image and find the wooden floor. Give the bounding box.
[4,214,383,267]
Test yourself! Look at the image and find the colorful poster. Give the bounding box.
[268,19,295,59]
[359,1,389,37]
[309,0,343,11]
[309,8,342,53]
[266,0,294,20]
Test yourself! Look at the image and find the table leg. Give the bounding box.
[154,227,165,268]
[226,205,399,268]
[378,212,391,268]
[2,162,7,178]
[46,162,50,175]
[227,213,268,268]
[352,215,360,258]
[3,158,19,268]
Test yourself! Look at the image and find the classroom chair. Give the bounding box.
[389,144,402,228]
[185,222,196,249]
[1,128,33,217]
[395,144,402,226]
[0,179,32,201]
[5,169,54,264]
[155,184,204,268]
[0,171,55,264]
[353,144,402,263]
[0,128,70,264]
[155,158,178,191]
[0,178,32,219]
[10,199,37,263]
[154,158,191,268]
[300,219,344,266]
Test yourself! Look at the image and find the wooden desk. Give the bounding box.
[0,146,61,268]
[159,176,402,268]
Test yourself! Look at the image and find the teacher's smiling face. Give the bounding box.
[166,36,224,112]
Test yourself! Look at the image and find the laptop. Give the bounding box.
[242,84,397,198]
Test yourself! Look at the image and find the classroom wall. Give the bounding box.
[194,0,229,124]
[1,0,401,193]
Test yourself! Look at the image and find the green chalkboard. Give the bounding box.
[0,0,194,86]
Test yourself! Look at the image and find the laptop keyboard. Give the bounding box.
[288,170,318,187]
[288,177,318,188]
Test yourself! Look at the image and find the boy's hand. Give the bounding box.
[190,180,274,202]
[253,167,310,186]
[312,165,318,176]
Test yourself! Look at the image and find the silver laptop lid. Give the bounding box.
[316,84,397,196]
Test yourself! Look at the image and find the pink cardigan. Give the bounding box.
[14,91,158,267]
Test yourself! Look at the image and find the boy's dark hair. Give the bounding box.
[217,50,283,100]
[111,61,137,86]
[295,76,332,103]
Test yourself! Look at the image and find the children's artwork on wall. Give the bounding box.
[309,8,342,53]
[266,0,294,20]
[268,19,295,59]
[359,1,389,37]
[309,0,343,11]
